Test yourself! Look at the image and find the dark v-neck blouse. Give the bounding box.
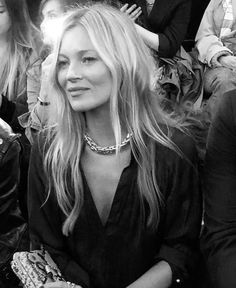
[28,129,202,288]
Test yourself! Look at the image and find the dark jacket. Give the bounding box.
[201,91,236,288]
[0,128,24,233]
[0,94,31,219]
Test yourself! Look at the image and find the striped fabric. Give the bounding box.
[220,0,234,38]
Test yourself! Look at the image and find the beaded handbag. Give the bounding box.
[11,249,65,288]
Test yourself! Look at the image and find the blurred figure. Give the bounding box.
[120,0,191,58]
[21,0,81,143]
[39,0,79,47]
[120,0,206,114]
[0,118,27,288]
[201,91,236,288]
[195,0,236,118]
[0,0,41,221]
[0,0,39,130]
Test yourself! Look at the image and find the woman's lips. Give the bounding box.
[67,87,90,96]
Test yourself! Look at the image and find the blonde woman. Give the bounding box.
[28,4,202,288]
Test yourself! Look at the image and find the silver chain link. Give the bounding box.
[83,133,131,155]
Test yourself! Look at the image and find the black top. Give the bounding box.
[201,91,236,288]
[146,0,191,58]
[0,95,28,134]
[28,128,202,288]
[126,0,192,58]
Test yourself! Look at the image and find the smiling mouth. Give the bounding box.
[68,88,90,96]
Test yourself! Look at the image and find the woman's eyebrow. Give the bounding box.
[59,50,96,57]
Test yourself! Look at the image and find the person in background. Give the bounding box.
[28,4,202,288]
[201,91,236,288]
[121,0,192,58]
[195,0,236,118]
[0,0,40,219]
[21,0,81,143]
[0,0,39,131]
[0,118,27,287]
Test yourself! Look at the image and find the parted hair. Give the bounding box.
[44,3,182,236]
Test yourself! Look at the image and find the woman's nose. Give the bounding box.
[66,63,83,82]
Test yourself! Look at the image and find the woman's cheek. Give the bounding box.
[57,70,67,88]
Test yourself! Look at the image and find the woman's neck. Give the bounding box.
[85,106,126,147]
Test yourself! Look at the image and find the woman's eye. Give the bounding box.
[57,60,68,69]
[81,57,96,64]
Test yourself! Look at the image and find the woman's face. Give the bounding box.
[57,25,112,113]
[0,0,11,38]
[40,0,64,46]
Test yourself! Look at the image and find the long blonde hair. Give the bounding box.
[44,4,182,236]
[0,0,39,101]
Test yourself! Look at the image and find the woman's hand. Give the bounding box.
[40,281,82,288]
[0,118,13,137]
[120,3,142,22]
[219,55,236,70]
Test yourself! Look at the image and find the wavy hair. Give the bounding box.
[0,0,39,101]
[44,4,183,236]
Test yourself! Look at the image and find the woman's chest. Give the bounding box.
[81,149,131,225]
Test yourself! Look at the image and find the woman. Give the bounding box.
[0,118,26,288]
[195,0,236,117]
[201,91,236,288]
[0,0,39,131]
[22,0,81,143]
[28,5,202,288]
[39,0,82,47]
[121,0,191,58]
[120,0,204,113]
[0,0,40,219]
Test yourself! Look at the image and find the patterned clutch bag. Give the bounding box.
[11,249,65,288]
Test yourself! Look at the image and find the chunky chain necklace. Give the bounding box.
[83,133,131,155]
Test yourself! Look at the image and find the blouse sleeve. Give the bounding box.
[195,0,232,65]
[26,59,41,112]
[157,0,191,58]
[28,137,91,288]
[201,91,236,288]
[155,132,202,286]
